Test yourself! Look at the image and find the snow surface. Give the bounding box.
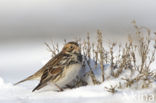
[0,41,156,103]
[0,76,155,103]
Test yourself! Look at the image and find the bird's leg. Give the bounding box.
[55,84,64,92]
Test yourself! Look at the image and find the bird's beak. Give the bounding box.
[74,47,81,54]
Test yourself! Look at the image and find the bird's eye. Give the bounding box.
[70,46,73,49]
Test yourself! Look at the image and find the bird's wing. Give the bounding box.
[14,53,65,85]
[32,53,71,92]
[32,66,63,92]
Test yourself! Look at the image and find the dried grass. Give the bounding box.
[45,21,156,93]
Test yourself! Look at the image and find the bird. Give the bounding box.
[14,41,82,92]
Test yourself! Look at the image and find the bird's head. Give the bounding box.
[62,41,81,55]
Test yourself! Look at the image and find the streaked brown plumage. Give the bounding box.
[14,53,61,85]
[14,42,82,92]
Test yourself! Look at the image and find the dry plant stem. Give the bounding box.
[51,41,59,54]
[133,22,151,73]
[110,42,116,77]
[146,34,156,70]
[44,42,53,53]
[97,30,105,82]
[86,33,100,84]
[105,85,118,94]
[104,50,109,64]
[86,59,100,84]
[114,51,126,77]
[92,43,98,69]
[44,42,56,57]
[56,43,59,53]
[131,51,137,71]
[147,49,156,70]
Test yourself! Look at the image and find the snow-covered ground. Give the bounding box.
[0,41,156,103]
[0,76,156,103]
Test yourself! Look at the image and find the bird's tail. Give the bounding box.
[14,75,35,85]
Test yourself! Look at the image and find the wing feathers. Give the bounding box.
[32,67,63,92]
[32,53,70,92]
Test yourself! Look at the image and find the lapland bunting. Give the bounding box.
[15,42,82,92]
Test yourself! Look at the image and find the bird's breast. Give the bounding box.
[56,63,82,87]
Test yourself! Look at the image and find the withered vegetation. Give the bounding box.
[45,21,156,94]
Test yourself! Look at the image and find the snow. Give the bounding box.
[0,40,156,103]
[0,76,155,103]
